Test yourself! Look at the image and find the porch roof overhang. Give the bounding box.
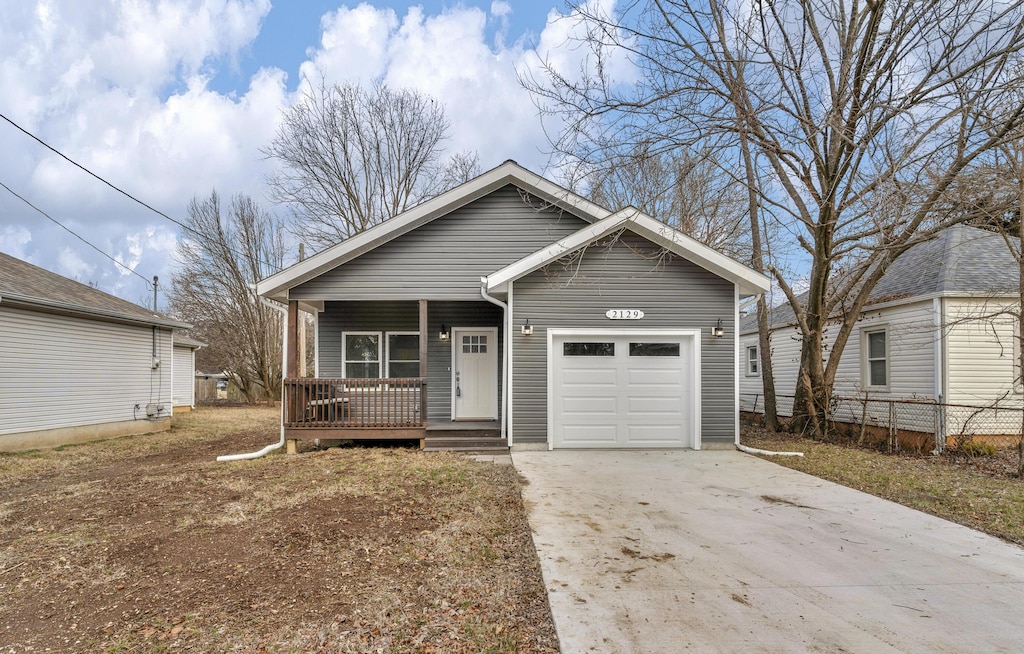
[255,160,612,303]
[484,208,772,297]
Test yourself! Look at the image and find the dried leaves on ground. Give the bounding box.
[0,407,558,653]
[743,424,1024,546]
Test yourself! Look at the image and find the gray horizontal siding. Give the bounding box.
[512,234,736,445]
[0,306,174,437]
[291,186,589,301]
[316,300,503,421]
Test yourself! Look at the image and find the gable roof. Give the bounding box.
[256,160,613,302]
[740,224,1019,334]
[486,207,771,296]
[0,251,186,329]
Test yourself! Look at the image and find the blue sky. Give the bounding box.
[0,1,597,308]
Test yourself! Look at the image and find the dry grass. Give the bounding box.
[0,406,557,653]
[742,424,1024,546]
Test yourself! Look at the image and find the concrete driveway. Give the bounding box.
[513,450,1024,653]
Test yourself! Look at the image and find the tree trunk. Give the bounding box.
[739,131,780,430]
[1018,157,1024,478]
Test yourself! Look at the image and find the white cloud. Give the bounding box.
[0,0,625,308]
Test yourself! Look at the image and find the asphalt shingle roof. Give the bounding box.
[741,224,1019,333]
[0,251,186,328]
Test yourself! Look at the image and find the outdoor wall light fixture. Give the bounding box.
[711,319,725,338]
[521,319,534,336]
[439,324,450,341]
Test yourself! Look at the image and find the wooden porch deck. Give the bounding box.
[283,378,505,452]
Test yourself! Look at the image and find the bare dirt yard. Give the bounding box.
[0,407,558,653]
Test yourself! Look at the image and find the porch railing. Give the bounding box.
[284,377,425,429]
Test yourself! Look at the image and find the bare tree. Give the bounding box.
[263,80,480,250]
[525,0,1024,437]
[169,191,286,404]
[581,145,752,260]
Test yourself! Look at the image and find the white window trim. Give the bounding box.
[342,331,382,378]
[385,331,420,378]
[745,345,759,377]
[862,326,889,391]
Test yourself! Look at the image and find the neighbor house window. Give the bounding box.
[343,332,420,378]
[864,328,888,388]
[746,345,759,376]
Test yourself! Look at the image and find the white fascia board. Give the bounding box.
[486,208,771,296]
[255,161,611,301]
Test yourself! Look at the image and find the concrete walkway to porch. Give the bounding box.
[513,449,1024,653]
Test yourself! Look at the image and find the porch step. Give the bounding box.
[422,432,508,454]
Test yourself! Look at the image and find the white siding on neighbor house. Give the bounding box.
[742,300,939,431]
[0,306,174,438]
[943,298,1022,437]
[172,344,196,408]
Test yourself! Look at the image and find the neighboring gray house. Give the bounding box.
[172,334,204,412]
[257,160,770,451]
[0,252,188,451]
[740,224,1020,445]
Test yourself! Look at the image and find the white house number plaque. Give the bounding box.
[605,309,644,320]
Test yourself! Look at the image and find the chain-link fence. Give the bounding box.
[741,393,1024,453]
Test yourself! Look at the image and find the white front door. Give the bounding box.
[452,328,498,420]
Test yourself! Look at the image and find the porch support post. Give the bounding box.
[286,299,300,454]
[287,300,299,378]
[419,299,428,428]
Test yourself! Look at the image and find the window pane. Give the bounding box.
[868,331,886,359]
[563,342,615,356]
[869,360,887,386]
[346,334,379,361]
[630,342,680,357]
[389,362,420,378]
[388,334,419,361]
[347,362,380,379]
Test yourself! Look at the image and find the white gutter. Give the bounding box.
[216,295,289,462]
[480,278,510,444]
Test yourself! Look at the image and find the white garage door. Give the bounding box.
[550,331,697,448]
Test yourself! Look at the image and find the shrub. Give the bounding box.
[960,440,999,457]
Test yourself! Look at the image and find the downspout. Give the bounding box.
[216,295,288,462]
[480,277,509,444]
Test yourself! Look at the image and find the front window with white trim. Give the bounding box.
[343,331,420,378]
[746,345,759,376]
[387,332,420,378]
[343,332,381,378]
[864,328,888,388]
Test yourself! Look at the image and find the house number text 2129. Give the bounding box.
[605,309,645,320]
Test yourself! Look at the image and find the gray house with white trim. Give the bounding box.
[257,161,770,451]
[0,252,187,451]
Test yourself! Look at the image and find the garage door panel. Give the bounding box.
[627,396,683,415]
[626,429,684,446]
[626,368,684,386]
[562,396,618,414]
[552,332,696,449]
[561,425,618,444]
[562,367,618,385]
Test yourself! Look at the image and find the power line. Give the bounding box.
[0,111,197,235]
[0,111,278,270]
[0,179,153,286]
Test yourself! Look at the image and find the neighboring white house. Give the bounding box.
[172,334,204,413]
[0,252,190,451]
[740,225,1020,446]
